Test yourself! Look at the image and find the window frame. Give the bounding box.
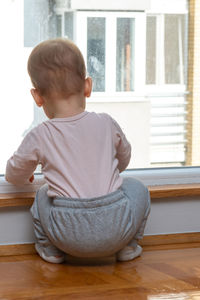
[75,11,146,99]
[146,13,186,88]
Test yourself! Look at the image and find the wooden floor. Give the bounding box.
[1,246,200,299]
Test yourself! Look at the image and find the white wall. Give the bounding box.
[1,196,200,245]
[148,0,187,14]
[146,197,200,235]
[0,207,35,245]
[70,0,151,10]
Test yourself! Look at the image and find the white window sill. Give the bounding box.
[1,167,200,194]
[0,174,45,194]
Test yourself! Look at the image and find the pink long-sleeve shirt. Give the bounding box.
[6,111,131,198]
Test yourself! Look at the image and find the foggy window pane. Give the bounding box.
[56,15,62,37]
[24,0,51,47]
[146,16,156,84]
[87,17,105,92]
[165,14,185,84]
[64,12,73,40]
[116,18,135,92]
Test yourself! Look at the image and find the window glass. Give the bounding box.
[0,0,190,175]
[87,17,106,92]
[116,18,135,92]
[146,16,156,84]
[165,14,185,84]
[146,14,186,85]
[24,0,50,47]
[64,12,73,40]
[56,15,62,37]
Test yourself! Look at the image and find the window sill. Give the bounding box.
[1,183,200,208]
[149,183,200,199]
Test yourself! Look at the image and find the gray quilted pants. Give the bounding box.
[30,177,150,258]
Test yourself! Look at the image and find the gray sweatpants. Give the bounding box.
[30,177,150,258]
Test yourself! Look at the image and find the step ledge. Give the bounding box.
[1,184,200,208]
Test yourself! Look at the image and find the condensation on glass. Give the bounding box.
[64,12,73,40]
[56,15,62,37]
[55,12,74,39]
[0,0,188,176]
[116,18,135,92]
[87,17,105,92]
[24,0,51,46]
[24,0,74,46]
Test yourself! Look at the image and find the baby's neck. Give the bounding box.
[48,94,86,119]
[53,106,85,119]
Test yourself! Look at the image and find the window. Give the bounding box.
[146,14,186,86]
[2,0,200,187]
[75,11,145,97]
[145,9,188,167]
[116,18,135,92]
[87,17,106,92]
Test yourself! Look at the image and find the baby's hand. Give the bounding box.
[29,174,34,183]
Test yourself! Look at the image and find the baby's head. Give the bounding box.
[28,38,86,100]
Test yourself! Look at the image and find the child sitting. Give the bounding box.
[6,38,150,263]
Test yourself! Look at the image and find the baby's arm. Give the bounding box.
[6,129,40,185]
[111,118,131,172]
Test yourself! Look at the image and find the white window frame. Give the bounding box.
[145,13,186,94]
[75,11,146,101]
[145,0,188,95]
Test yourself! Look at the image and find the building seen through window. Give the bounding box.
[0,0,196,175]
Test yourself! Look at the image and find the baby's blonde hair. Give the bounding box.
[27,38,86,99]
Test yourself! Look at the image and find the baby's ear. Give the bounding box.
[84,77,92,98]
[30,88,44,107]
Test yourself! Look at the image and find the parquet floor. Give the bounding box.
[1,246,200,299]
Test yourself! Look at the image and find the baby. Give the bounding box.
[6,38,150,263]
